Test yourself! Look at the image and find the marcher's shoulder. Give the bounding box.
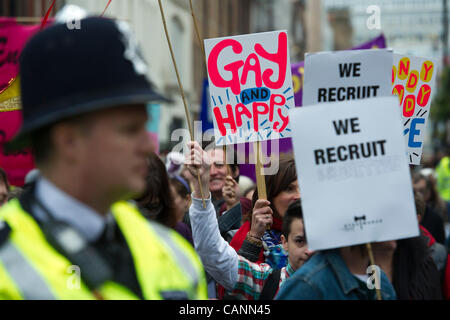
[276,275,322,300]
[276,254,329,300]
[430,242,448,272]
[291,252,329,283]
[379,271,397,300]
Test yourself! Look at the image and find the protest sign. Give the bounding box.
[0,18,41,186]
[0,18,41,111]
[289,97,419,251]
[204,30,294,146]
[392,54,438,165]
[239,35,387,182]
[302,49,392,106]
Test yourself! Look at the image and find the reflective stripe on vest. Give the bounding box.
[151,222,199,290]
[112,201,207,299]
[0,240,55,300]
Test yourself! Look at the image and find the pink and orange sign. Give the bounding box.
[392,54,437,165]
[204,30,294,145]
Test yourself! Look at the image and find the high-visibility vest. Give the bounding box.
[436,156,450,201]
[0,199,207,300]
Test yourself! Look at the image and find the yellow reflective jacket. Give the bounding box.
[0,199,207,300]
[436,156,450,201]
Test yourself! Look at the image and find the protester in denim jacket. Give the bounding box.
[276,246,397,300]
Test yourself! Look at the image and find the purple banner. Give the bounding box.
[239,34,386,182]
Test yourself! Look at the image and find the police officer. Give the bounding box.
[0,17,207,300]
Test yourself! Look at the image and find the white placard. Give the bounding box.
[289,97,419,251]
[302,49,393,107]
[392,54,438,165]
[204,30,294,145]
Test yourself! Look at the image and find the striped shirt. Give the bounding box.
[230,258,295,300]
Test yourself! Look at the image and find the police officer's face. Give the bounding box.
[77,104,153,200]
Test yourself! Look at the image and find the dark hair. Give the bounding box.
[393,236,442,299]
[247,153,297,223]
[170,175,191,199]
[0,167,10,192]
[135,152,177,228]
[413,189,426,218]
[282,199,303,238]
[420,173,444,211]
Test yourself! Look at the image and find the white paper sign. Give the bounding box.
[302,49,393,106]
[204,30,294,145]
[289,97,419,251]
[392,54,438,165]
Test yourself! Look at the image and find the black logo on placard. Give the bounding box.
[343,215,382,232]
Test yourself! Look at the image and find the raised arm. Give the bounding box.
[185,141,239,290]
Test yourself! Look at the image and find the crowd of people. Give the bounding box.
[0,16,449,300]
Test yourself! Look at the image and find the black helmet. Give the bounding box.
[8,16,169,149]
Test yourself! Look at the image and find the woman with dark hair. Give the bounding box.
[372,190,444,300]
[134,153,194,245]
[134,152,177,228]
[229,154,300,269]
[412,172,446,244]
[394,237,443,299]
[169,175,194,245]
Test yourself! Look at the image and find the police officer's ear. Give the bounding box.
[50,120,89,163]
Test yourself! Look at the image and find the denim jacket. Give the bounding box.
[276,249,397,300]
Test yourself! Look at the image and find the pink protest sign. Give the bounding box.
[204,30,294,146]
[0,111,34,186]
[0,18,41,93]
[0,18,42,186]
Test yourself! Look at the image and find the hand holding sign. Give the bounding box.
[250,199,273,239]
[185,141,210,200]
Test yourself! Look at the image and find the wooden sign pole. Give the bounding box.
[253,140,267,200]
[188,1,231,177]
[253,140,270,230]
[366,242,382,300]
[158,0,206,208]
